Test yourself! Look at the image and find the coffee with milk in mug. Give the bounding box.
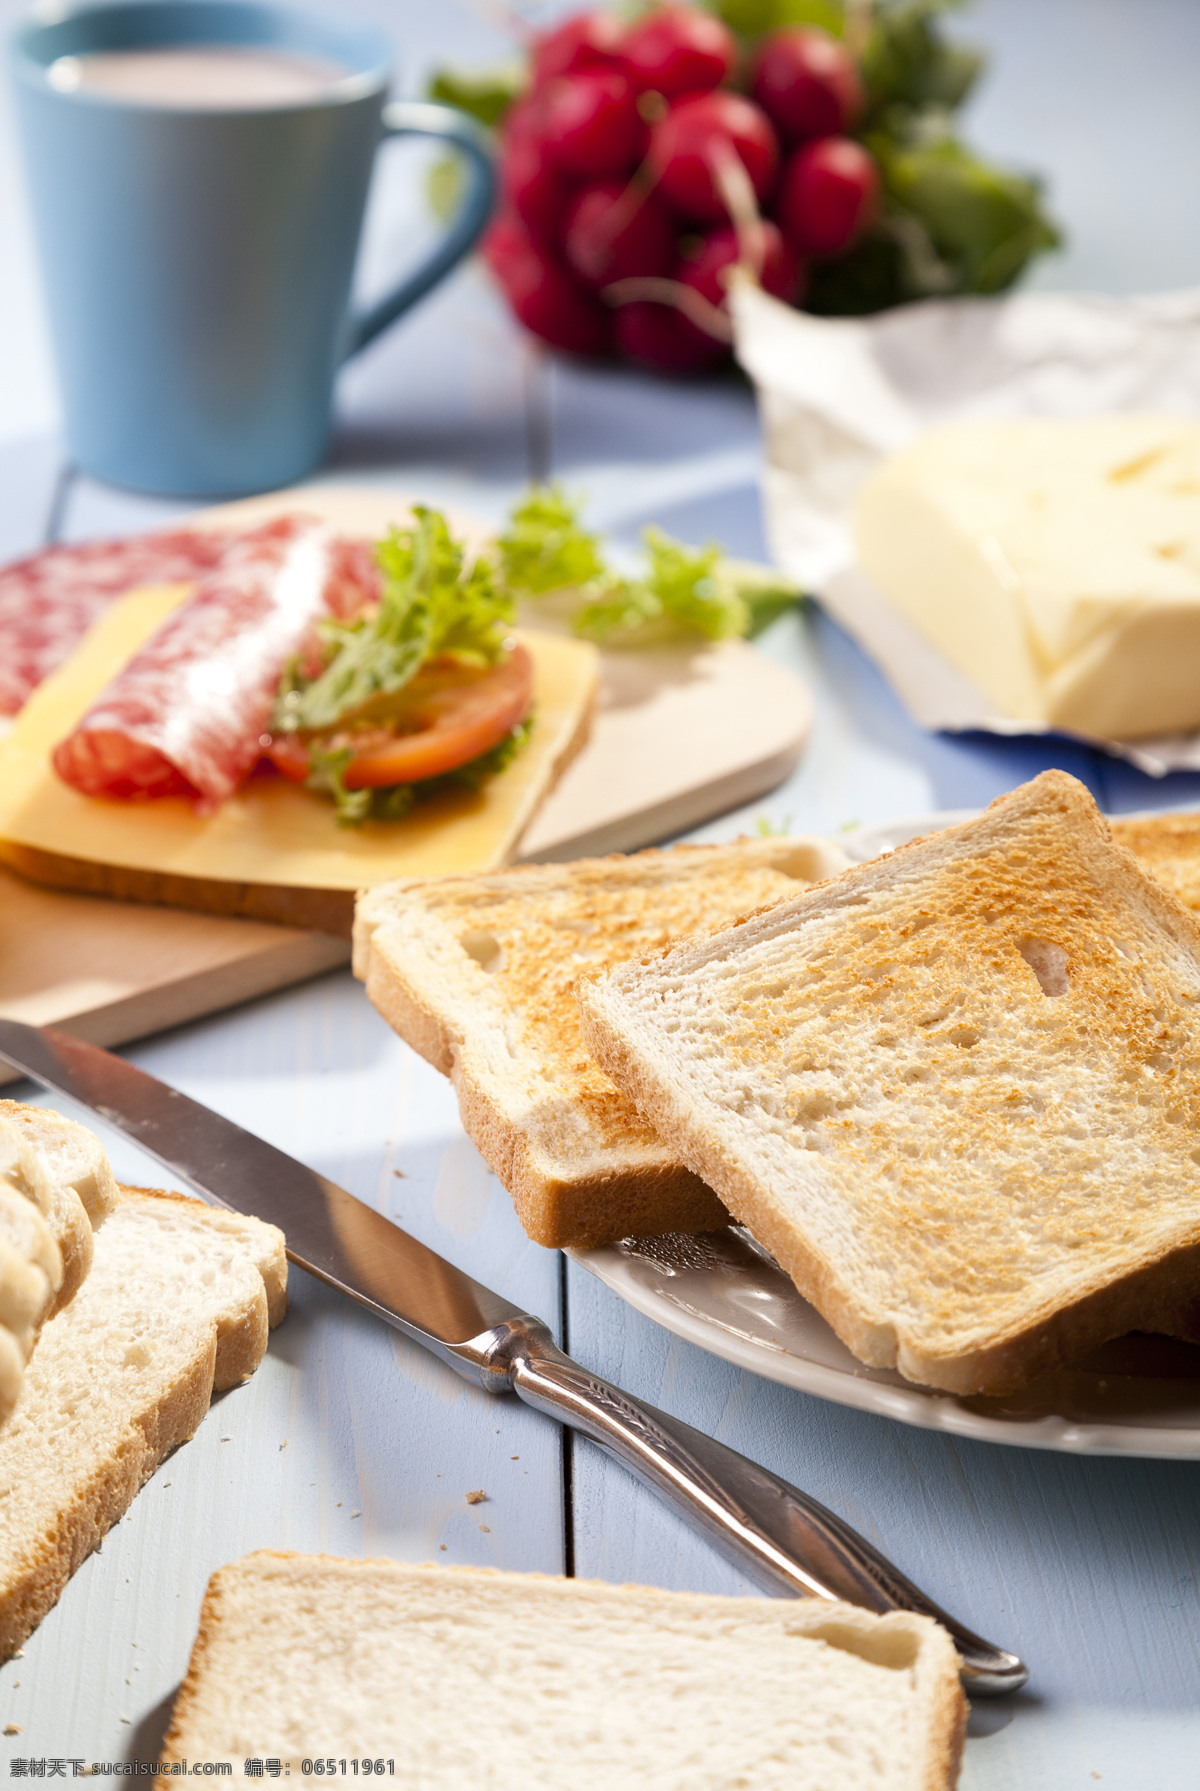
[12,0,495,495]
[46,45,349,107]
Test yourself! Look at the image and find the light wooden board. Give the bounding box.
[0,867,350,1085]
[0,483,811,1061]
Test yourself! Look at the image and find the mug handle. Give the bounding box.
[343,100,496,360]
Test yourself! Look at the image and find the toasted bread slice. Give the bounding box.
[163,1554,965,1790]
[0,1102,121,1423]
[1111,812,1200,915]
[578,771,1200,1394]
[0,1185,285,1661]
[354,838,848,1248]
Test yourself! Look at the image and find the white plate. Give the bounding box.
[571,806,1200,1459]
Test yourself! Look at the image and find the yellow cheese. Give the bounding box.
[0,585,598,892]
[854,414,1200,739]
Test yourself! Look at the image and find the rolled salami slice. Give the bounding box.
[52,515,371,810]
[0,529,231,715]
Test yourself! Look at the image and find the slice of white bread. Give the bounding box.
[0,1186,286,1661]
[578,770,1200,1394]
[0,1102,121,1424]
[163,1553,965,1790]
[353,838,848,1248]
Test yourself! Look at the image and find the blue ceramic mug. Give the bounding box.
[10,0,495,497]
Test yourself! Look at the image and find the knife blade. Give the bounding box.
[0,1017,1027,1695]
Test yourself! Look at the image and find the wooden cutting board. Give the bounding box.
[0,482,812,1078]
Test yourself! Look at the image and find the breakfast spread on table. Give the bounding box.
[8,0,1200,1776]
[8,463,1200,1779]
[10,469,1200,1781]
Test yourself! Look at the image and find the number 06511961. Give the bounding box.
[300,1764,394,1776]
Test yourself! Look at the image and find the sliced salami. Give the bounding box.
[53,515,369,809]
[0,529,231,715]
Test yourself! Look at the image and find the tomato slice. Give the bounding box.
[266,642,534,789]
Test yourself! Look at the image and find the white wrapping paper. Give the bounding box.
[731,281,1200,774]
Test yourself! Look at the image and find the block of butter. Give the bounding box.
[853,414,1200,740]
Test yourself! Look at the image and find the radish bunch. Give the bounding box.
[482,7,877,372]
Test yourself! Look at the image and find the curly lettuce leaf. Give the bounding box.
[496,485,607,598]
[273,507,513,735]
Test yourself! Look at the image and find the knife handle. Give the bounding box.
[482,1316,1026,1696]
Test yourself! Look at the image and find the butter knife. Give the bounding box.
[0,1018,1026,1695]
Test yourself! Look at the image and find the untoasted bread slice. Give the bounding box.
[354,837,848,1247]
[579,771,1200,1394]
[0,1185,285,1660]
[0,1100,120,1308]
[163,1553,965,1790]
[0,1102,121,1423]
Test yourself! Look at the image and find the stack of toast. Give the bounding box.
[359,770,1200,1397]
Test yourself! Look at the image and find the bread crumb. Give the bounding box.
[510,1455,519,1461]
[280,1439,288,1450]
[392,1168,406,1178]
[465,1489,487,1505]
[351,1511,362,1519]
[4,1724,20,1736]
[478,1524,490,1533]
[439,1544,447,1551]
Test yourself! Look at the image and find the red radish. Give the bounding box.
[614,300,729,373]
[531,11,624,87]
[752,27,863,143]
[620,7,737,98]
[482,215,612,356]
[541,70,647,179]
[777,136,879,256]
[648,92,779,223]
[679,222,804,308]
[481,211,528,282]
[562,180,675,290]
[500,115,570,245]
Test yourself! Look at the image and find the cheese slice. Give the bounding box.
[854,414,1200,739]
[0,585,598,895]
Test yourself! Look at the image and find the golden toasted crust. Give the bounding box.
[355,838,848,1248]
[1112,813,1200,914]
[580,772,1200,1393]
[0,1187,286,1662]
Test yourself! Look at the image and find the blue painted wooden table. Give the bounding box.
[0,1,1198,1783]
